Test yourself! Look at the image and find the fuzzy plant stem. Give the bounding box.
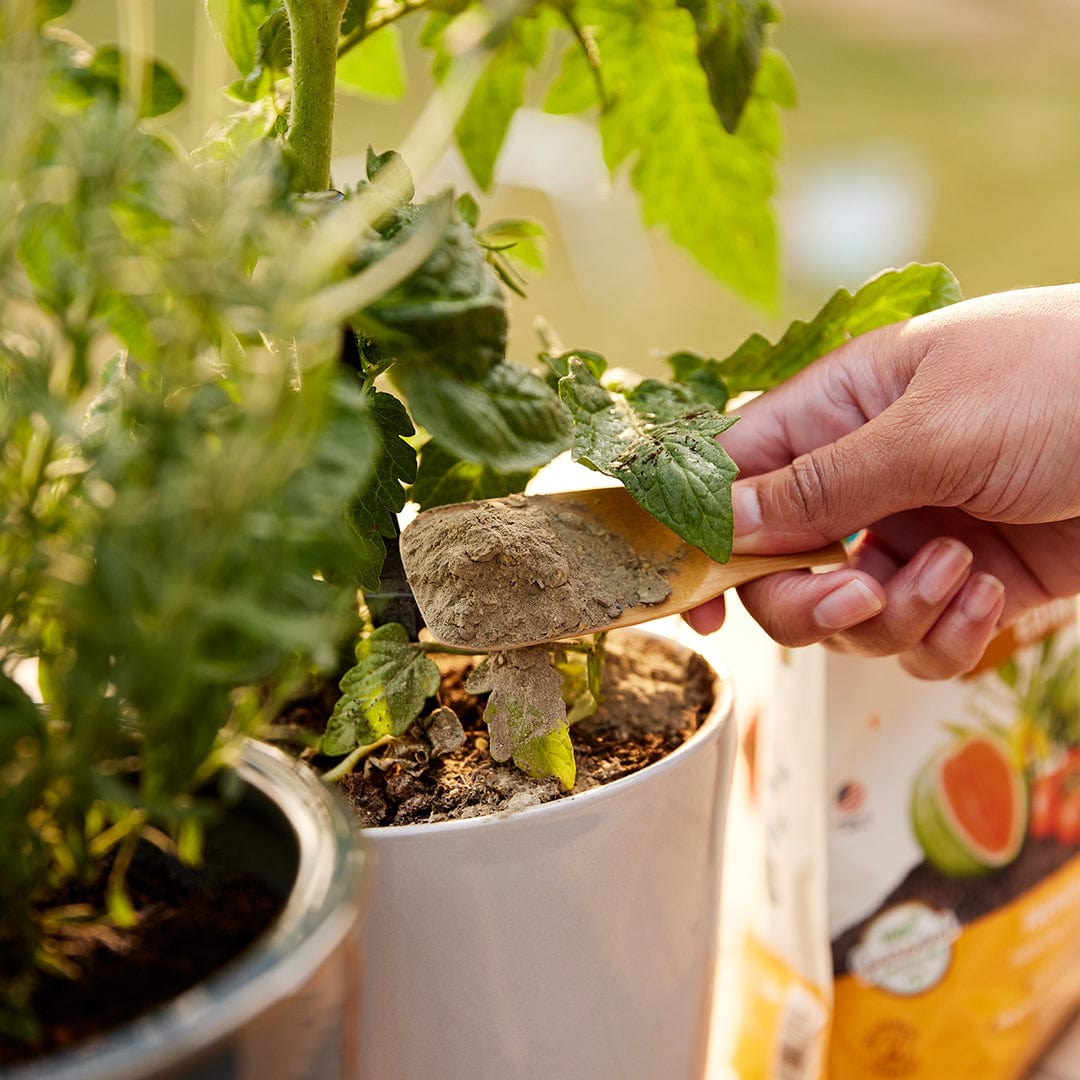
[283,0,349,193]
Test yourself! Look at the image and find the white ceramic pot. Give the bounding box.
[355,630,737,1080]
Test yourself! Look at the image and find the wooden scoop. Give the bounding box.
[399,486,848,650]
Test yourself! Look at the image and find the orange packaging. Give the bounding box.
[729,599,1080,1079]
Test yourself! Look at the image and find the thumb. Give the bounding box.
[730,414,925,554]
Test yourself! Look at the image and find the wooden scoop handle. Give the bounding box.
[684,542,850,605]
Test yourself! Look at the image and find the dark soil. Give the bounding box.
[284,633,716,827]
[831,836,1080,975]
[0,840,285,1068]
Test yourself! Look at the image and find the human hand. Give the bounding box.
[687,284,1080,678]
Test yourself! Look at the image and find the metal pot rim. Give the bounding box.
[8,740,365,1080]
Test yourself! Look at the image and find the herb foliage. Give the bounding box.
[0,0,962,1047]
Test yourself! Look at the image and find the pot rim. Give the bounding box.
[8,740,364,1080]
[360,627,734,840]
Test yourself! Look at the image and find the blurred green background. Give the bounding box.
[70,1,1080,373]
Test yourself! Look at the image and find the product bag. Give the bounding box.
[728,598,1080,1079]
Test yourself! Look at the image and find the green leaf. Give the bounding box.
[477,218,546,298]
[707,263,963,394]
[997,657,1020,690]
[424,9,554,191]
[196,99,280,161]
[455,193,480,228]
[297,189,452,331]
[560,359,739,561]
[482,649,572,787]
[227,7,291,101]
[106,876,137,929]
[256,9,292,73]
[366,145,414,201]
[666,351,731,410]
[0,675,45,759]
[556,650,600,726]
[477,218,546,272]
[71,45,186,118]
[321,624,441,756]
[341,391,413,591]
[176,818,204,866]
[541,347,607,382]
[411,439,534,510]
[365,215,507,376]
[346,391,416,583]
[207,0,279,76]
[574,0,793,308]
[35,0,73,24]
[398,361,572,472]
[676,0,779,132]
[544,39,602,115]
[276,373,381,593]
[337,26,407,100]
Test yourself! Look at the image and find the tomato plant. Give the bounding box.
[0,0,966,1049]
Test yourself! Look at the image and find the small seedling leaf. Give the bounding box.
[321,624,441,756]
[483,650,568,780]
[514,726,577,791]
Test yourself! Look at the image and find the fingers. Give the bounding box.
[732,568,886,649]
[728,537,1006,679]
[897,573,1005,679]
[722,318,966,554]
[683,594,726,635]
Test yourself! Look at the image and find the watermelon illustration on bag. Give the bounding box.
[911,732,1028,878]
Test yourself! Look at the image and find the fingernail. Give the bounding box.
[961,573,1005,622]
[814,579,885,631]
[732,483,762,537]
[917,539,973,605]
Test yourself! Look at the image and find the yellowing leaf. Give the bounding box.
[483,649,570,787]
[321,624,441,756]
[515,727,577,791]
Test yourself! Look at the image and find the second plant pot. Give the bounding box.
[6,741,365,1080]
[353,628,737,1080]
